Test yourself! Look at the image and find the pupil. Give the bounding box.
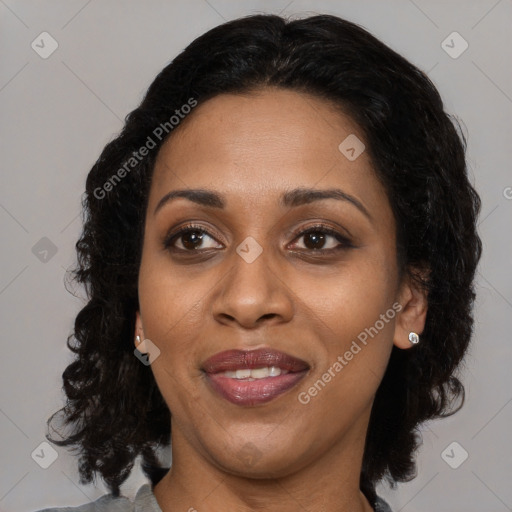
[183,231,203,250]
[305,232,325,249]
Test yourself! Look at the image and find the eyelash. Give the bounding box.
[163,222,354,255]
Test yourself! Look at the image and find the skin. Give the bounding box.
[135,87,427,512]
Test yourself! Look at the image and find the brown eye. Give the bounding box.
[302,231,327,250]
[164,225,222,252]
[291,225,353,252]
[180,230,205,250]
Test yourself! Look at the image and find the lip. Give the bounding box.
[202,348,310,406]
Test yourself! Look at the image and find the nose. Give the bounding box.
[211,244,294,329]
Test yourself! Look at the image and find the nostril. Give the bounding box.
[258,313,278,321]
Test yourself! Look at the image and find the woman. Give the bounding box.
[37,12,482,512]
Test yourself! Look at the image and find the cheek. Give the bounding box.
[295,253,397,395]
[137,248,209,375]
[138,260,209,413]
[138,231,211,331]
[297,252,398,336]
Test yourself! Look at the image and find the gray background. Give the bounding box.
[1,1,511,511]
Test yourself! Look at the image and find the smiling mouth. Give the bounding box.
[202,348,310,406]
[215,366,289,379]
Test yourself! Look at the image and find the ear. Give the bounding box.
[393,269,429,350]
[134,310,149,352]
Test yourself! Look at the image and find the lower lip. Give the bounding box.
[205,371,308,406]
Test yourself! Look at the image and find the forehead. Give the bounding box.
[149,88,389,218]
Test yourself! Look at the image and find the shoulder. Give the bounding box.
[33,493,133,512]
[32,483,159,512]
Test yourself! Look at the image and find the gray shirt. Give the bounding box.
[35,483,393,512]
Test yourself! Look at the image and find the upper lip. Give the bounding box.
[202,348,310,374]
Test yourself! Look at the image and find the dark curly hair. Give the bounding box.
[46,13,482,507]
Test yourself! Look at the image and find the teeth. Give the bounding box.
[219,366,288,380]
[250,367,269,379]
[268,366,281,377]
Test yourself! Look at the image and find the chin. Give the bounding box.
[210,441,307,479]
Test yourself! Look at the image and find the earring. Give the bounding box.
[408,332,420,345]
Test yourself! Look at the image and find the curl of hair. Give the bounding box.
[46,13,482,506]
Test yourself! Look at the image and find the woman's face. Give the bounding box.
[137,88,413,477]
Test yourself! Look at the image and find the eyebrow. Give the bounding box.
[154,187,372,221]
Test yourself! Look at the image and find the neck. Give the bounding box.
[153,409,375,512]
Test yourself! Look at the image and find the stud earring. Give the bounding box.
[135,334,147,354]
[408,332,420,345]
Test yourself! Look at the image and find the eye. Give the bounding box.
[163,224,223,251]
[289,224,353,252]
[163,222,353,255]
